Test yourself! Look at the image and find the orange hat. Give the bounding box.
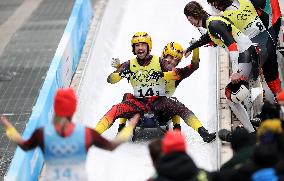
[162,130,186,155]
[54,88,77,117]
[276,90,284,102]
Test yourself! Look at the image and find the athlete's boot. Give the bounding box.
[172,115,181,130]
[173,124,181,130]
[118,117,127,133]
[117,123,126,133]
[250,117,261,127]
[218,129,232,142]
[198,126,216,143]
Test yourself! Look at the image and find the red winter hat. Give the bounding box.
[162,130,186,155]
[54,88,77,117]
[277,90,284,102]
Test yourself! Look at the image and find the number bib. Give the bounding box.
[223,0,266,39]
[243,16,265,38]
[134,83,166,98]
[129,55,166,98]
[43,124,87,181]
[45,162,87,181]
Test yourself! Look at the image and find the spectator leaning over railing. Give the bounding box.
[184,1,259,134]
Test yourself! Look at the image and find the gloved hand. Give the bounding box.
[6,126,21,142]
[111,58,121,68]
[115,114,140,142]
[119,68,133,80]
[184,38,198,58]
[148,71,164,81]
[0,115,21,142]
[116,125,134,142]
[184,48,192,58]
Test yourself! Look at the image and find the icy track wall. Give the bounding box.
[4,0,93,180]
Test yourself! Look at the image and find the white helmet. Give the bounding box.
[225,80,250,103]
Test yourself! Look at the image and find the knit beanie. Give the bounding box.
[54,88,77,117]
[231,126,251,151]
[162,130,186,155]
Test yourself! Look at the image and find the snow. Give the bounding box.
[73,0,219,180]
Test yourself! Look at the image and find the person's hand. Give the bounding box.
[0,115,12,129]
[111,58,121,68]
[231,72,241,84]
[0,115,21,142]
[184,38,198,58]
[184,49,191,58]
[116,114,140,142]
[128,114,140,127]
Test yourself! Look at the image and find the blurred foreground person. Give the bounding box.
[252,119,284,180]
[147,139,163,181]
[220,127,255,170]
[153,130,211,181]
[0,88,139,181]
[212,119,284,181]
[218,100,281,142]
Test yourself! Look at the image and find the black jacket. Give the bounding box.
[154,152,210,181]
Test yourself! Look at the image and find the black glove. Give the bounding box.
[148,71,164,82]
[185,47,192,55]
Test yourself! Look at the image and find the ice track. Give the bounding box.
[73,0,219,180]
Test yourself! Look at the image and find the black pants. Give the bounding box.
[252,30,279,82]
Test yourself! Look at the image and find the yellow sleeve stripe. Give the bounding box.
[107,73,122,84]
[164,70,180,80]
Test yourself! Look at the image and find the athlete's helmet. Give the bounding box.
[225,80,250,103]
[162,42,184,61]
[131,32,152,55]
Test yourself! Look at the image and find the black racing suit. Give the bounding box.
[187,16,281,94]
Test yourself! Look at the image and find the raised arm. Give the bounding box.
[89,114,140,151]
[208,20,239,74]
[0,115,42,151]
[107,60,131,84]
[184,33,212,57]
[164,48,200,81]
